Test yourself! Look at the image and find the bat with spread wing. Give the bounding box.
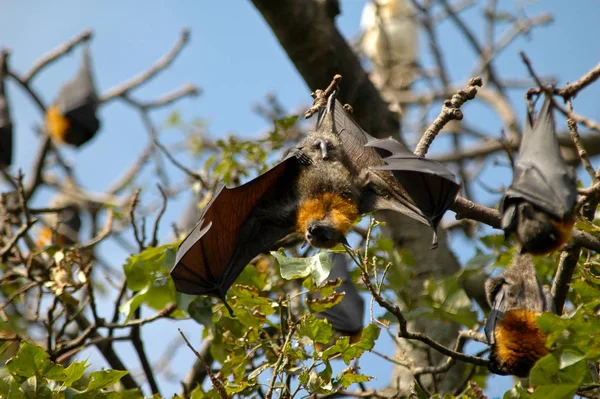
[484,254,554,377]
[308,254,365,350]
[46,45,100,147]
[171,87,459,312]
[501,94,577,255]
[0,56,12,169]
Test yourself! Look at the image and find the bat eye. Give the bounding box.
[341,191,353,200]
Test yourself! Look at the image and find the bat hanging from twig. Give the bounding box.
[171,82,459,312]
[501,93,578,255]
[484,253,555,377]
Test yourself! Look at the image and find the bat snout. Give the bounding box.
[306,222,341,248]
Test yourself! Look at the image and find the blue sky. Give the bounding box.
[2,1,599,397]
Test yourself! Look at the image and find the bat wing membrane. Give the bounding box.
[171,153,300,302]
[313,254,364,335]
[503,95,576,219]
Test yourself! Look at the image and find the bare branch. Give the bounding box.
[414,77,482,157]
[101,28,190,103]
[140,83,200,110]
[23,29,93,83]
[179,329,229,399]
[556,61,600,98]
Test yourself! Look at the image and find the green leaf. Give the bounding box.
[19,376,52,399]
[502,383,531,399]
[164,110,181,127]
[336,368,372,389]
[188,297,214,326]
[305,292,344,313]
[530,353,587,386]
[530,384,579,399]
[6,342,66,382]
[298,315,333,344]
[85,369,130,391]
[248,363,270,381]
[272,251,332,286]
[1,376,24,399]
[63,360,89,388]
[123,243,177,291]
[559,349,586,369]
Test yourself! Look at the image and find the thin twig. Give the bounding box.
[150,185,168,247]
[304,74,342,119]
[153,139,206,187]
[178,329,229,399]
[23,29,93,83]
[101,28,190,102]
[414,77,483,157]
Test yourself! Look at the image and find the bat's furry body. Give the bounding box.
[485,254,554,377]
[501,95,577,255]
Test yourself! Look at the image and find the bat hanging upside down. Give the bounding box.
[171,84,460,312]
[485,254,555,377]
[501,94,577,255]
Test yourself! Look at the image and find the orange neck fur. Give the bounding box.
[296,192,358,236]
[494,309,548,372]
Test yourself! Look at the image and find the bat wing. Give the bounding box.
[0,69,12,167]
[53,46,100,145]
[171,152,301,309]
[502,95,577,220]
[484,283,505,345]
[368,137,460,229]
[314,254,364,335]
[317,94,459,246]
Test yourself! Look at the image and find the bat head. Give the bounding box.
[296,161,359,248]
[504,201,574,255]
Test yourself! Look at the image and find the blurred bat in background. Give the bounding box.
[484,254,555,377]
[37,194,82,248]
[46,45,100,147]
[171,86,459,312]
[501,94,577,255]
[308,253,365,350]
[359,0,419,91]
[0,53,12,169]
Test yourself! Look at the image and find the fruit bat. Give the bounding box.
[501,94,577,255]
[46,46,100,147]
[37,195,82,247]
[0,58,12,168]
[309,254,364,350]
[171,88,459,312]
[484,254,555,377]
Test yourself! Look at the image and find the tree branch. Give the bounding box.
[101,28,191,103]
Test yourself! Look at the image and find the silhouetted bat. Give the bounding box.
[171,88,459,312]
[501,94,577,255]
[309,254,364,350]
[0,60,12,169]
[46,46,100,147]
[484,254,554,377]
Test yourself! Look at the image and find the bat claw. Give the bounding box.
[296,151,312,166]
[340,235,350,249]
